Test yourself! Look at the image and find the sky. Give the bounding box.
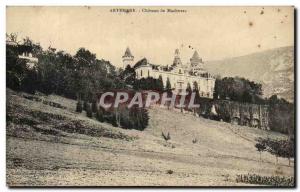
[6,6,294,68]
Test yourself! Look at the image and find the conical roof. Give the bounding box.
[123,47,133,57]
[191,51,200,60]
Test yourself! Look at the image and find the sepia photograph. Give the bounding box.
[5,6,295,187]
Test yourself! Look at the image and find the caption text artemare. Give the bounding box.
[110,8,187,14]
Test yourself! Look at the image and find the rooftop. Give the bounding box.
[123,47,134,57]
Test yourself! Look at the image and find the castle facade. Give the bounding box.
[122,48,215,98]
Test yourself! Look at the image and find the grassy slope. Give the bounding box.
[6,89,294,186]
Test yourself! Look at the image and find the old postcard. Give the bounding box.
[6,6,295,187]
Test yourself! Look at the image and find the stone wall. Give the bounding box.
[214,100,269,130]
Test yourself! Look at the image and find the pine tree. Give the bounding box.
[110,112,118,127]
[83,100,88,111]
[86,103,93,118]
[158,75,164,91]
[166,77,171,91]
[92,100,97,113]
[96,107,105,122]
[165,77,172,110]
[76,100,83,113]
[186,82,192,93]
[192,81,201,114]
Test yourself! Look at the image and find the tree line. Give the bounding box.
[6,34,149,131]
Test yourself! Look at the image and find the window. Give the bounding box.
[141,70,143,77]
[148,70,149,77]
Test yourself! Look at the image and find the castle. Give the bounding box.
[122,47,215,98]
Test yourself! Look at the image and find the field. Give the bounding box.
[6,89,294,186]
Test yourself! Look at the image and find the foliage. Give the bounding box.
[76,100,83,113]
[120,65,136,86]
[6,43,38,93]
[83,100,88,111]
[165,77,172,91]
[94,106,149,131]
[6,35,123,100]
[236,174,294,186]
[157,75,164,91]
[192,81,201,105]
[86,103,93,118]
[91,100,97,113]
[255,137,294,165]
[186,82,192,94]
[133,77,164,91]
[267,95,294,135]
[119,106,149,130]
[96,107,105,122]
[213,77,264,104]
[166,170,174,174]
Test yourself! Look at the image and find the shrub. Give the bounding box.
[96,107,104,122]
[162,131,170,141]
[76,100,83,113]
[92,101,97,113]
[166,170,174,174]
[255,137,294,165]
[236,174,294,186]
[86,103,93,118]
[83,100,88,111]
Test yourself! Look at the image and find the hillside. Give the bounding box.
[205,46,294,102]
[6,89,293,186]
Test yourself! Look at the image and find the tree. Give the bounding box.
[256,138,295,166]
[83,100,88,111]
[92,100,97,113]
[268,95,294,135]
[86,103,93,118]
[186,82,192,94]
[165,77,172,91]
[96,107,105,122]
[213,76,221,99]
[213,77,263,103]
[157,75,164,91]
[255,138,267,162]
[192,81,201,114]
[76,100,83,113]
[121,65,136,86]
[37,46,59,95]
[278,139,294,166]
[6,33,19,43]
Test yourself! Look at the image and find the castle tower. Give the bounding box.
[122,47,134,68]
[173,49,182,66]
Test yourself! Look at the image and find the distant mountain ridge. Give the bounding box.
[205,46,294,102]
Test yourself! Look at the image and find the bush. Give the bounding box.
[94,106,149,130]
[86,103,93,118]
[92,101,97,113]
[255,137,294,165]
[83,100,88,111]
[236,174,294,186]
[96,107,104,122]
[162,131,170,141]
[76,100,83,113]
